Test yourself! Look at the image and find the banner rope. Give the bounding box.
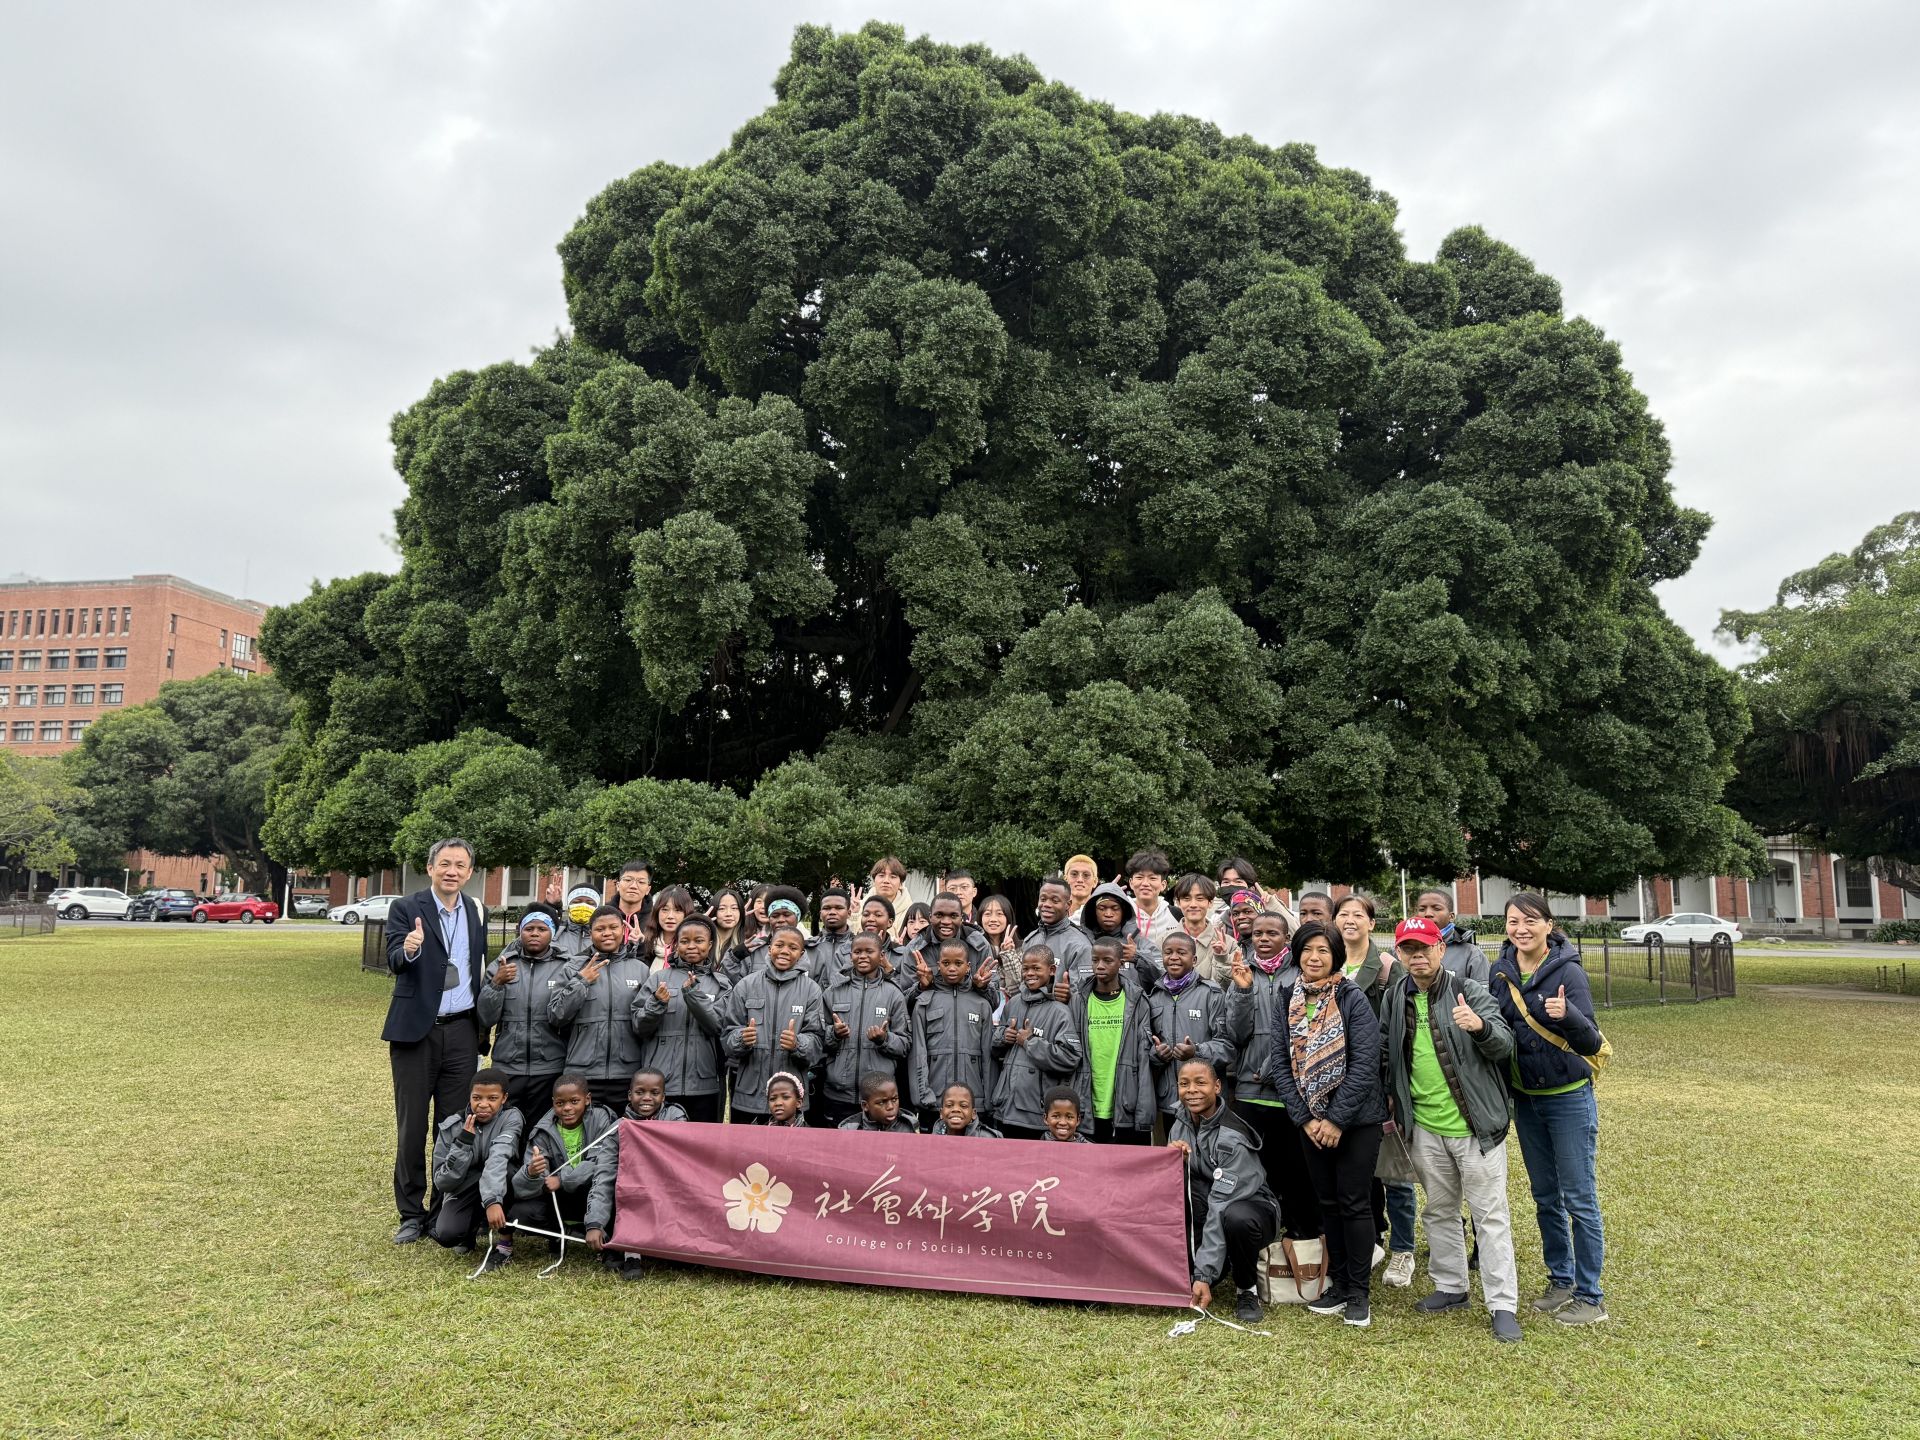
[1167,1304,1272,1340]
[467,1123,622,1279]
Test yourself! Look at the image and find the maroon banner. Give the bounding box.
[608,1120,1191,1307]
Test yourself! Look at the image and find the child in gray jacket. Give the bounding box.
[1170,1057,1277,1326]
[508,1075,620,1259]
[992,947,1083,1139]
[431,1068,525,1269]
[722,926,828,1124]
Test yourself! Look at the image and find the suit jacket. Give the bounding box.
[382,888,487,1045]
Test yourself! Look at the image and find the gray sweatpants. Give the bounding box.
[1411,1126,1518,1314]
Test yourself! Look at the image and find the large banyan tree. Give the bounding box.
[262,21,1760,896]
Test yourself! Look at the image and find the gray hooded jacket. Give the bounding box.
[821,971,912,1105]
[431,1106,525,1207]
[1066,974,1160,1134]
[1145,975,1237,1115]
[1170,1101,1276,1286]
[476,943,570,1079]
[546,951,651,1088]
[908,979,998,1111]
[721,963,828,1117]
[510,1103,620,1231]
[632,961,729,1099]
[990,988,1083,1129]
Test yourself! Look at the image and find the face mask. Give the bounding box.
[568,902,595,924]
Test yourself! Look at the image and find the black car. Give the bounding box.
[128,889,199,922]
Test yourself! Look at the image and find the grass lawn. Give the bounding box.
[2,929,1916,1438]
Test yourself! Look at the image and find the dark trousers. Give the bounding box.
[1191,1191,1279,1292]
[817,1096,862,1130]
[510,1183,590,1235]
[503,1071,561,1125]
[390,1017,480,1222]
[1300,1120,1384,1301]
[1237,1101,1320,1241]
[1000,1124,1045,1141]
[432,1187,488,1247]
[676,1092,722,1123]
[1093,1118,1150,1145]
[586,1073,634,1114]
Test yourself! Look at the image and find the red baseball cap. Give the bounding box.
[1394,917,1443,947]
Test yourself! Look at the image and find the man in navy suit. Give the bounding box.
[384,837,488,1243]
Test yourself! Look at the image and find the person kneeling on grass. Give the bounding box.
[759,1071,808,1127]
[1041,1087,1090,1143]
[1170,1056,1277,1327]
[430,1068,524,1260]
[504,1074,618,1274]
[837,1071,918,1133]
[932,1082,1002,1138]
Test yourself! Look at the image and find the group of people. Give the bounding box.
[382,839,1610,1339]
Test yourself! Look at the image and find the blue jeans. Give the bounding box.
[1512,1084,1605,1303]
[1386,1182,1416,1253]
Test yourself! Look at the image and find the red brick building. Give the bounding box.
[0,574,269,758]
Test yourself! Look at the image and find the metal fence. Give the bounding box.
[0,902,57,939]
[1567,933,1736,1007]
[361,917,387,973]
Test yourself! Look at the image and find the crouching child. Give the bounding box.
[837,1071,917,1133]
[432,1068,525,1271]
[1170,1057,1278,1325]
[508,1074,619,1267]
[932,1082,1001,1139]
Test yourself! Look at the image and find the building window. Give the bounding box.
[72,684,94,706]
[220,628,227,650]
[18,651,39,671]
[107,609,116,635]
[15,686,35,707]
[92,607,102,633]
[46,649,69,670]
[166,649,174,670]
[0,689,7,708]
[9,722,31,743]
[44,686,65,707]
[4,611,14,636]
[102,684,124,705]
[169,613,177,634]
[104,648,127,669]
[68,721,88,740]
[232,633,255,661]
[64,609,74,633]
[0,652,10,672]
[121,607,132,634]
[75,649,97,669]
[36,609,46,634]
[39,720,62,742]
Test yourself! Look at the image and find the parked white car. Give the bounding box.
[50,887,135,920]
[327,894,402,926]
[1621,913,1742,945]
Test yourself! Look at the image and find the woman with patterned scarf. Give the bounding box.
[1272,920,1389,1329]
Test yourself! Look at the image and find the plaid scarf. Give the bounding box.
[1287,975,1348,1117]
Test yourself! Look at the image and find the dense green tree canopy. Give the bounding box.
[263,22,1754,893]
[1723,511,1920,890]
[1,753,84,881]
[63,673,290,895]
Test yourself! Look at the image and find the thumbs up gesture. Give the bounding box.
[403,916,425,956]
[778,1017,799,1052]
[1051,973,1070,1004]
[1544,984,1569,1021]
[528,1144,548,1178]
[1452,989,1484,1033]
[832,1011,851,1040]
[739,1018,758,1048]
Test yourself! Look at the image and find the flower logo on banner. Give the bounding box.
[722,1162,792,1233]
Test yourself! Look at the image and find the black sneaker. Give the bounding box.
[547,1239,564,1257]
[476,1245,512,1275]
[1343,1296,1372,1328]
[1305,1288,1348,1317]
[392,1218,426,1245]
[1415,1290,1470,1314]
[618,1255,645,1282]
[1491,1309,1522,1342]
[1233,1289,1264,1325]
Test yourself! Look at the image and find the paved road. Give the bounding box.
[49,916,354,936]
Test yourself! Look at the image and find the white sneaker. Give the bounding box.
[1382,1251,1416,1289]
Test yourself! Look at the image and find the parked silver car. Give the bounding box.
[327,894,402,925]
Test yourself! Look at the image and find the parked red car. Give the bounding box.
[191,894,280,925]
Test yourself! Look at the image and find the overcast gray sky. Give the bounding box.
[2,2,1912,655]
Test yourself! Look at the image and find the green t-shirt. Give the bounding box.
[559,1122,585,1166]
[1410,992,1471,1137]
[1086,991,1127,1120]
